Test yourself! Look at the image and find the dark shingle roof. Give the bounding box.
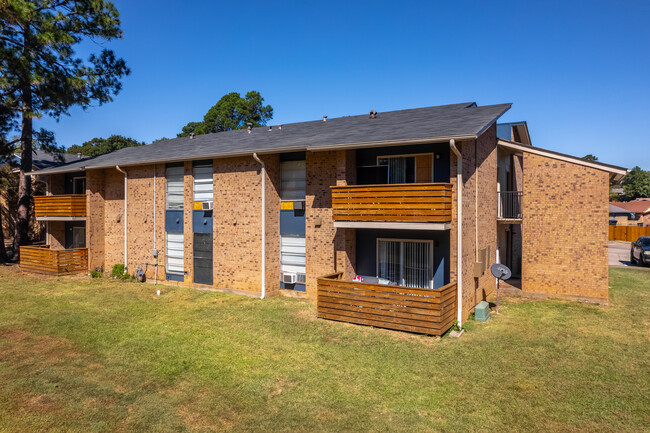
[31,102,511,175]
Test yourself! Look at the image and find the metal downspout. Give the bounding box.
[449,140,463,325]
[115,166,128,273]
[252,153,266,299]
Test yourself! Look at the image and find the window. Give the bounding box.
[377,154,433,184]
[166,232,184,275]
[280,235,306,282]
[377,239,433,289]
[166,166,184,210]
[72,177,86,194]
[193,164,213,203]
[281,160,306,200]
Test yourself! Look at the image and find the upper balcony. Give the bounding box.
[497,191,522,222]
[331,183,453,229]
[34,195,87,221]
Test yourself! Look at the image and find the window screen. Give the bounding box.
[377,239,432,289]
[166,166,184,210]
[281,160,306,200]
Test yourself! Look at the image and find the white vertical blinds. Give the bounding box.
[193,165,213,202]
[166,232,184,274]
[377,239,433,289]
[166,166,184,210]
[281,235,306,279]
[281,160,306,200]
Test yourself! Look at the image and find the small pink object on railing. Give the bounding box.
[353,275,363,282]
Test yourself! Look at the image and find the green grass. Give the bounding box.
[0,267,648,432]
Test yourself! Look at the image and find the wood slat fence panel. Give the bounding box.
[331,183,452,223]
[317,273,457,336]
[20,246,88,275]
[34,195,86,217]
[609,225,650,242]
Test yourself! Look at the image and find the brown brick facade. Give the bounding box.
[522,153,609,301]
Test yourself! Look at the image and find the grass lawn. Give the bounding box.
[0,267,648,432]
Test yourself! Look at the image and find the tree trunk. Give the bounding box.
[0,203,9,263]
[13,88,33,261]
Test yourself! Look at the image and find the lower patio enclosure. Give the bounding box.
[317,272,457,335]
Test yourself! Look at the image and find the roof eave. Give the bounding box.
[28,133,479,175]
[498,139,629,180]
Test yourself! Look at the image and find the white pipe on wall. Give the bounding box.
[153,165,157,285]
[252,153,266,299]
[449,140,463,325]
[115,165,128,273]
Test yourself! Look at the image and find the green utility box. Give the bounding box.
[475,301,490,322]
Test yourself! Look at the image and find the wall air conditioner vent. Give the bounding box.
[202,201,213,211]
[283,273,298,284]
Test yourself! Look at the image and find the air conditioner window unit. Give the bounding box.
[283,273,298,284]
[202,201,213,211]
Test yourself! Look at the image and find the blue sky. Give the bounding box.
[37,0,650,169]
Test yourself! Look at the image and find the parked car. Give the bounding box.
[630,236,650,266]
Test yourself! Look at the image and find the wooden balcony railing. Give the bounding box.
[20,245,88,275]
[317,272,457,336]
[34,195,86,218]
[331,183,452,223]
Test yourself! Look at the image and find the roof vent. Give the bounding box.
[77,153,81,159]
[278,124,282,130]
[247,122,253,134]
[369,110,377,119]
[268,126,272,131]
[323,116,327,122]
[189,132,194,139]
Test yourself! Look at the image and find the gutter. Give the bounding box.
[115,165,128,273]
[449,139,463,325]
[252,153,266,299]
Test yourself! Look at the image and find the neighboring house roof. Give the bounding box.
[8,150,86,171]
[611,200,650,215]
[609,204,632,214]
[29,102,512,175]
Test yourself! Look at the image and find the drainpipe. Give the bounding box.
[252,153,266,299]
[115,166,128,273]
[153,165,157,285]
[449,140,463,325]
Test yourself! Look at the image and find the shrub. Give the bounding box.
[111,264,125,278]
[90,270,102,278]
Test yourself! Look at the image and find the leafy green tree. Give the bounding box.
[0,0,130,257]
[582,154,598,161]
[178,91,273,137]
[67,135,144,157]
[621,166,650,200]
[177,122,203,138]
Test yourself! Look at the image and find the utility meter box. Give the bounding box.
[475,301,490,322]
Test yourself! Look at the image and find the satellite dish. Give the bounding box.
[491,263,512,281]
[490,263,511,314]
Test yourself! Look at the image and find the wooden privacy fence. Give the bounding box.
[317,272,457,336]
[20,246,88,275]
[609,225,650,242]
[331,183,452,223]
[34,194,86,218]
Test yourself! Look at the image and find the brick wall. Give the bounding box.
[450,124,498,322]
[305,151,338,301]
[86,169,105,270]
[48,221,65,249]
[211,155,281,295]
[103,168,125,269]
[522,153,609,300]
